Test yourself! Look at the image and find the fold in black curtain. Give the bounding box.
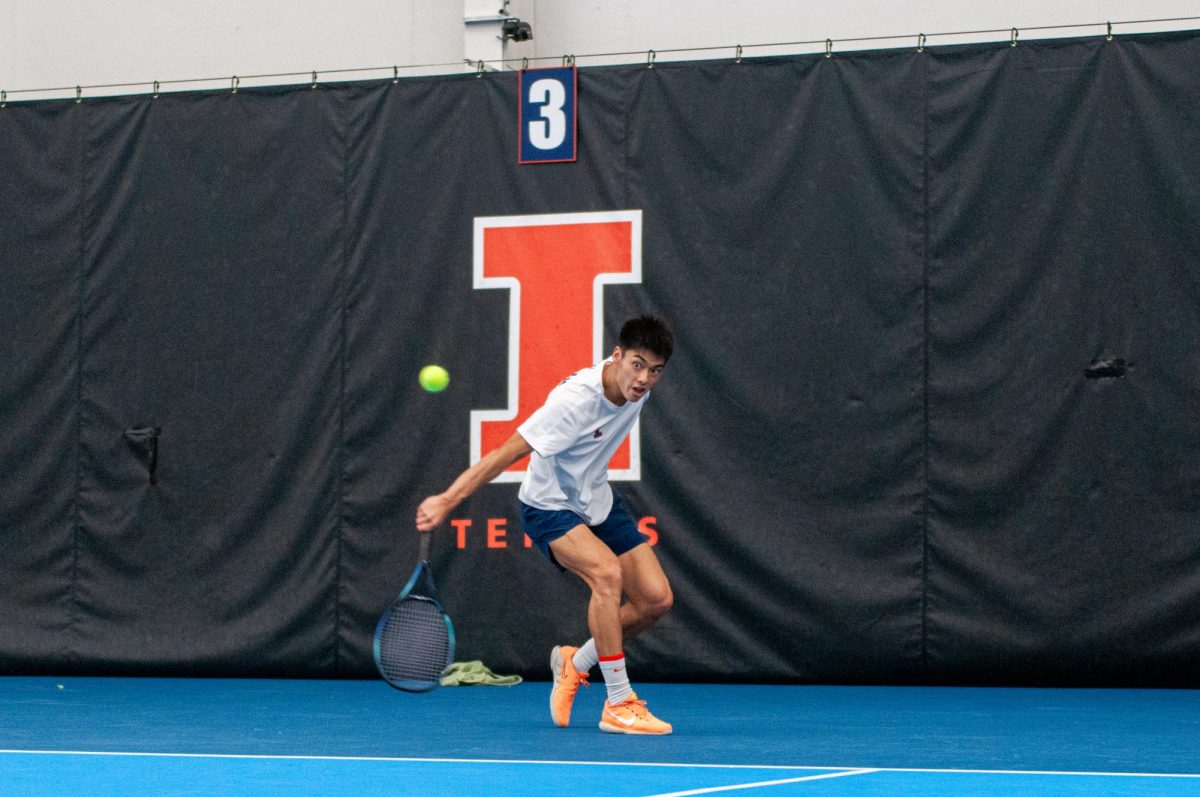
[623,54,927,681]
[0,104,80,670]
[71,89,344,674]
[924,33,1200,685]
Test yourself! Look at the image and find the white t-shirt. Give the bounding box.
[517,358,645,524]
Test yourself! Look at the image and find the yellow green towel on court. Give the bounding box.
[440,660,523,686]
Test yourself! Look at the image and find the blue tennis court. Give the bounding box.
[3,677,1197,795]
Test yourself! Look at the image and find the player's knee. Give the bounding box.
[630,578,672,621]
[645,581,673,619]
[590,557,623,600]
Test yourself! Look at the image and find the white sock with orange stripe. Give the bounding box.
[598,653,633,705]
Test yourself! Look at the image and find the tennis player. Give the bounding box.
[415,315,675,735]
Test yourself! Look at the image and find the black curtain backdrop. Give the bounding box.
[1,31,1197,685]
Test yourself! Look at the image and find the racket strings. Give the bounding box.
[378,596,451,685]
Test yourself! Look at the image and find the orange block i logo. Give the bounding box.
[470,210,644,482]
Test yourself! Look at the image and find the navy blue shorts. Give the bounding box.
[519,492,648,569]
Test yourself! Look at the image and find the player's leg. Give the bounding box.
[570,551,669,674]
[545,524,625,727]
[565,496,672,735]
[548,524,625,656]
[528,497,671,734]
[519,503,617,728]
[573,492,671,664]
[584,541,672,734]
[616,542,673,640]
[569,547,670,670]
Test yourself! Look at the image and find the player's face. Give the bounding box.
[610,347,667,403]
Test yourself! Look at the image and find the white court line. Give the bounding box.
[0,751,839,770]
[1,751,1198,779]
[845,767,1200,779]
[643,768,879,796]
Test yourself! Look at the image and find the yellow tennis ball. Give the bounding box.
[419,365,450,393]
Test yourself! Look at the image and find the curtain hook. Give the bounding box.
[311,70,318,89]
[562,54,575,66]
[392,65,399,84]
[917,33,926,53]
[75,85,82,103]
[1,90,7,108]
[1011,27,1019,47]
[1106,21,1114,41]
[521,57,529,70]
[735,44,743,63]
[825,39,833,58]
[647,49,656,68]
[475,59,486,78]
[152,80,160,98]
[232,75,239,94]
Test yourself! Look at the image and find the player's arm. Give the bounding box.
[415,431,534,531]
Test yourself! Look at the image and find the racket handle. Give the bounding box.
[418,530,432,562]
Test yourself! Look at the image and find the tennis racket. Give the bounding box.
[373,530,455,692]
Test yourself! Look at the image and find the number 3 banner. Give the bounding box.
[518,66,577,164]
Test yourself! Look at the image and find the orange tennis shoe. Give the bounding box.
[549,645,589,727]
[598,692,673,735]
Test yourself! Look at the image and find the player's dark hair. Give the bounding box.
[618,315,674,362]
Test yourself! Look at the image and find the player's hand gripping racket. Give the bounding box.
[373,530,455,692]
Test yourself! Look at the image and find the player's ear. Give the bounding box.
[611,345,622,361]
